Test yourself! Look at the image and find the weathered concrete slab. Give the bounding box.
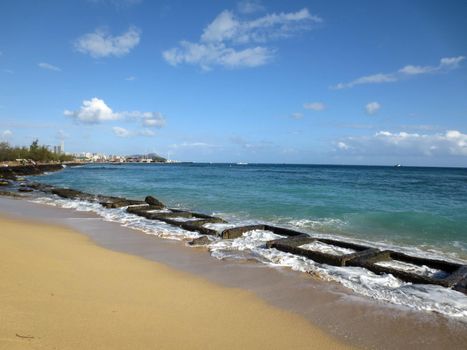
[266,235,313,249]
[348,250,465,287]
[221,224,304,239]
[221,225,267,239]
[388,251,460,273]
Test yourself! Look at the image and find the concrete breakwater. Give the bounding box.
[2,175,466,296]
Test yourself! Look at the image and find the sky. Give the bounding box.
[0,0,466,166]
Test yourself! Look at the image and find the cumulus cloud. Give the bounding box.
[336,130,467,157]
[333,56,465,89]
[365,101,381,115]
[163,8,321,70]
[74,26,141,58]
[38,62,61,72]
[64,98,167,130]
[303,102,325,111]
[65,98,119,123]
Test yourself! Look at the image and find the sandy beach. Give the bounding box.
[0,215,354,349]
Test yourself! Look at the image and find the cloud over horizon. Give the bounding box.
[336,130,467,157]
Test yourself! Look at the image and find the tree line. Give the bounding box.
[0,140,74,163]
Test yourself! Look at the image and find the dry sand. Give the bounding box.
[0,215,354,350]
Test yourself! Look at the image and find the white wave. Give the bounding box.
[208,229,467,320]
[300,241,355,256]
[29,195,467,321]
[374,260,447,279]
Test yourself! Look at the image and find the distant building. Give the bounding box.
[53,141,65,155]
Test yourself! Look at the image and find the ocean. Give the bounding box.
[30,163,467,319]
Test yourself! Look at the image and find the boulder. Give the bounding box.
[144,195,165,208]
[18,187,33,192]
[188,236,211,246]
[0,180,10,186]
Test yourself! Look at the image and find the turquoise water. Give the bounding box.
[33,163,467,260]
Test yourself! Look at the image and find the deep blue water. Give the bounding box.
[33,163,467,259]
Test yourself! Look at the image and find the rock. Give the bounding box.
[51,188,92,201]
[0,181,10,186]
[188,236,211,246]
[144,195,165,208]
[0,190,24,198]
[18,187,33,192]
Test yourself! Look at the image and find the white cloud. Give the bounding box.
[64,98,119,123]
[337,141,349,150]
[74,26,141,58]
[163,8,321,70]
[125,75,136,81]
[333,56,465,89]
[112,126,131,137]
[365,101,381,115]
[120,111,166,128]
[303,102,325,111]
[163,41,273,70]
[112,126,156,138]
[336,130,467,157]
[290,112,303,120]
[64,98,167,130]
[237,0,264,14]
[1,129,13,139]
[38,62,61,72]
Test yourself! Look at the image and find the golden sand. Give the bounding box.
[0,216,354,349]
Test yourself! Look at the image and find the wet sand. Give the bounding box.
[1,197,466,349]
[0,215,354,349]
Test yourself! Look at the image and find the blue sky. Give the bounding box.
[0,0,466,166]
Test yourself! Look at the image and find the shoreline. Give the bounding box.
[1,197,467,349]
[0,214,354,349]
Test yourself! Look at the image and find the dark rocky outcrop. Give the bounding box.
[18,187,33,192]
[188,236,211,246]
[0,190,25,198]
[0,163,82,180]
[144,195,165,208]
